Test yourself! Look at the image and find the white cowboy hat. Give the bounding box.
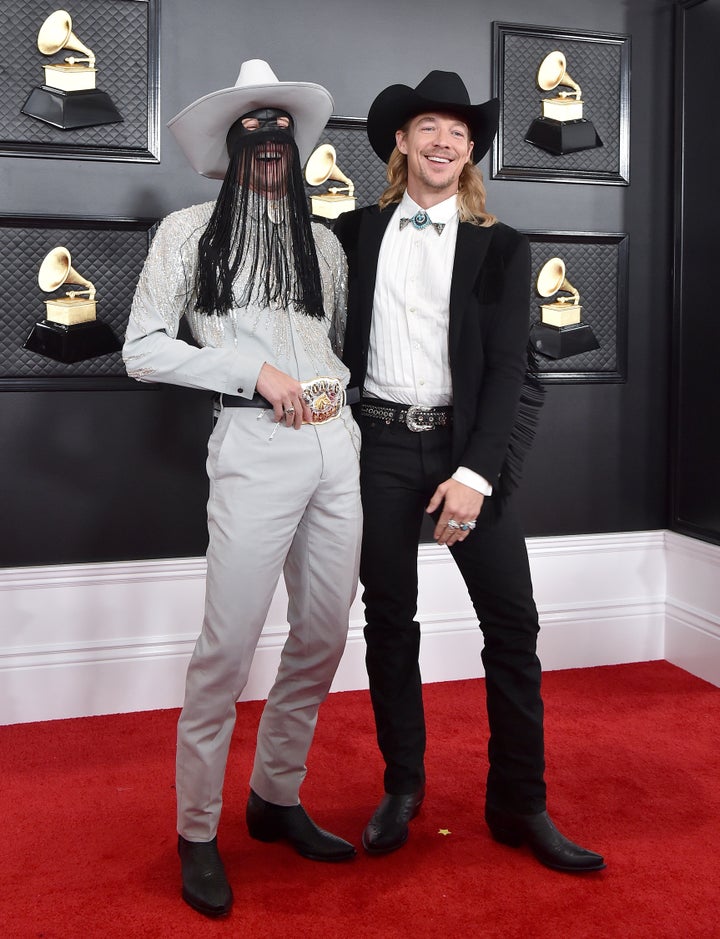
[167,59,334,179]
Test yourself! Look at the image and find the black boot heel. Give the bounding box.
[485,807,524,846]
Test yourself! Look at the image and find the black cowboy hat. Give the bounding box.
[367,70,499,164]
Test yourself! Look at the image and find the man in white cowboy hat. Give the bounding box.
[123,59,362,917]
[334,69,605,873]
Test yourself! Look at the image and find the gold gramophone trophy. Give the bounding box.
[21,10,122,130]
[305,144,356,219]
[525,51,602,155]
[530,257,599,359]
[23,247,121,363]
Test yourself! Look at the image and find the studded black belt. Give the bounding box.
[359,399,453,432]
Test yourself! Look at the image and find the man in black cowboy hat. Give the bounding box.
[124,60,362,917]
[334,69,604,873]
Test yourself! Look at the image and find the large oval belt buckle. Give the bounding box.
[405,405,434,432]
[301,377,345,424]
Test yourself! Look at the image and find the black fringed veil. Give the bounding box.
[195,127,324,319]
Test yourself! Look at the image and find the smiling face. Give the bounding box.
[396,111,474,207]
[230,108,295,197]
[247,140,291,198]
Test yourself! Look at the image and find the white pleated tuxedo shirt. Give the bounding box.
[365,191,492,496]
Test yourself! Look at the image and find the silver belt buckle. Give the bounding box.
[405,405,434,432]
[301,377,345,424]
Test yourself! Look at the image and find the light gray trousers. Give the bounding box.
[176,405,362,841]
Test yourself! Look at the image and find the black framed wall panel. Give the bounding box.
[307,117,388,207]
[526,231,628,383]
[0,0,160,164]
[0,214,157,389]
[492,21,630,185]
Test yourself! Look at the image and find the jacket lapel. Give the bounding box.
[449,222,494,359]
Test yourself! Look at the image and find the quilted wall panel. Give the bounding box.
[493,23,629,184]
[0,217,155,380]
[1,0,155,158]
[526,232,628,381]
[305,119,389,208]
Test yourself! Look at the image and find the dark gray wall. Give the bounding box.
[0,0,677,566]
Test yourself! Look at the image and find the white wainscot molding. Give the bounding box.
[2,529,716,725]
[664,532,720,687]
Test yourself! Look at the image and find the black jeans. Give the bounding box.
[358,414,546,814]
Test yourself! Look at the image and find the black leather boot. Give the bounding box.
[177,835,233,917]
[246,789,356,861]
[362,786,426,854]
[485,806,605,872]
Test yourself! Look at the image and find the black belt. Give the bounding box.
[359,398,453,432]
[218,392,272,409]
[218,387,360,408]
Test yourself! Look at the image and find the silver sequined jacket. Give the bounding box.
[123,201,349,398]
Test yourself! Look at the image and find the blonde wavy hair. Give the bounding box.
[379,144,497,227]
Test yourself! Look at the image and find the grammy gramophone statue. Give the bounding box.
[525,51,602,156]
[530,257,599,360]
[21,10,122,130]
[305,144,356,219]
[23,247,121,364]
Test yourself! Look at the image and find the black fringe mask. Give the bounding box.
[195,127,324,318]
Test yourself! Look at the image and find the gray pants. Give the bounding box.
[176,405,362,841]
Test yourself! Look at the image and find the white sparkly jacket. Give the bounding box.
[123,201,349,399]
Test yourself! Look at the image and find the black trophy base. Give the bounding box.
[525,117,602,155]
[531,323,600,360]
[21,86,123,130]
[23,320,121,364]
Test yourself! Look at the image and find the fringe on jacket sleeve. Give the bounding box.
[494,344,546,506]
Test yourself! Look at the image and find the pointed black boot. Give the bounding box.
[246,789,356,861]
[485,805,605,872]
[178,835,233,917]
[362,786,426,855]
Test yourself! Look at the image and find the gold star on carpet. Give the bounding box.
[438,828,451,836]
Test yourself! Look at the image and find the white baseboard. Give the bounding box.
[664,532,720,686]
[1,530,717,725]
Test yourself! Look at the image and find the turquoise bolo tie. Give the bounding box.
[399,211,445,234]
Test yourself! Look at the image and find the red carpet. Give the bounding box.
[1,661,719,938]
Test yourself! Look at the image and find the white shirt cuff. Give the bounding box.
[452,466,493,497]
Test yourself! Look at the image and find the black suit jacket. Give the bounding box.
[334,204,542,503]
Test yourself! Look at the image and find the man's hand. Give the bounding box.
[427,478,484,546]
[255,362,312,429]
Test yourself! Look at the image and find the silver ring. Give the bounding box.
[447,519,461,530]
[285,406,295,415]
